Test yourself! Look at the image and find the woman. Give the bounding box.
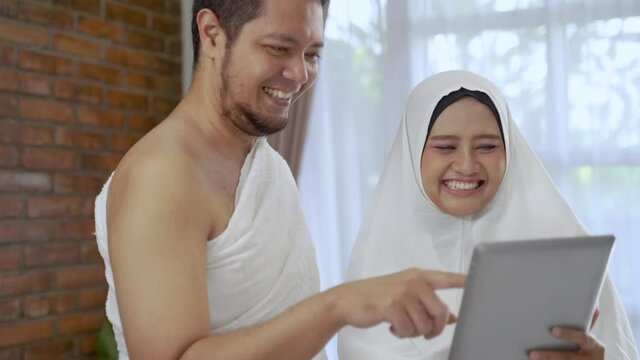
[338,70,638,359]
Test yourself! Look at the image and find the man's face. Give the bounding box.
[421,97,506,217]
[219,0,324,136]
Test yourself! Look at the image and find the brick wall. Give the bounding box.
[0,0,182,358]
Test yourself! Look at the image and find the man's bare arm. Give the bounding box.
[108,154,465,360]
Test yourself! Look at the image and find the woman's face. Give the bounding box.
[421,97,506,217]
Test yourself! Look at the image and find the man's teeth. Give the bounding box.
[444,180,481,190]
[263,87,292,100]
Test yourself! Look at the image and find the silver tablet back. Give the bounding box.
[448,235,614,360]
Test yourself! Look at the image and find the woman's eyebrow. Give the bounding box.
[428,135,459,141]
[473,134,502,141]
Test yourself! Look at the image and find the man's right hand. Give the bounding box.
[328,268,466,339]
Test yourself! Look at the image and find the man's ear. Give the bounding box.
[196,9,227,63]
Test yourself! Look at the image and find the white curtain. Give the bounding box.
[298,1,640,358]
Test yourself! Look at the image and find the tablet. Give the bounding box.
[448,235,614,360]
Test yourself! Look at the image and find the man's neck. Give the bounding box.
[175,76,256,160]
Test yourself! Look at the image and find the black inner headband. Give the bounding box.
[427,87,504,143]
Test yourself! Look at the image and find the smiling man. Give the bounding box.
[94,1,466,359]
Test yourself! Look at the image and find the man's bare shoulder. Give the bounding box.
[115,125,199,192]
[107,120,215,228]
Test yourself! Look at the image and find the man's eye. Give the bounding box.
[267,45,287,55]
[305,53,321,64]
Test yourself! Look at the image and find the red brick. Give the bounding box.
[53,80,103,104]
[0,0,17,17]
[27,197,92,218]
[20,98,73,123]
[0,320,54,347]
[52,0,100,15]
[81,241,101,264]
[0,271,52,296]
[54,265,104,289]
[169,39,182,57]
[126,0,165,12]
[110,134,138,152]
[77,61,121,85]
[52,220,94,241]
[125,28,164,52]
[152,14,180,35]
[128,113,158,132]
[79,288,106,310]
[24,339,74,360]
[0,298,20,322]
[0,248,21,270]
[53,32,102,59]
[58,311,105,336]
[0,94,18,117]
[25,245,79,267]
[0,145,18,166]
[0,171,52,193]
[106,46,151,69]
[81,153,121,172]
[78,333,99,355]
[106,2,148,28]
[23,293,76,318]
[152,96,178,118]
[0,222,50,243]
[20,125,54,146]
[19,73,51,96]
[109,50,180,76]
[76,107,124,129]
[23,296,50,318]
[0,198,22,219]
[152,56,181,74]
[126,72,181,94]
[107,90,148,110]
[18,50,73,76]
[167,0,181,14]
[0,70,18,91]
[22,148,76,171]
[55,128,106,150]
[76,15,124,42]
[0,70,50,96]
[17,2,73,29]
[0,347,22,360]
[0,123,19,143]
[0,43,16,66]
[53,174,104,195]
[0,21,49,47]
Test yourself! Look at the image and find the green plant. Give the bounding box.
[96,319,118,360]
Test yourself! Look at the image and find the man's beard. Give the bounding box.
[219,52,289,137]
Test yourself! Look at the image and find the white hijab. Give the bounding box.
[338,70,639,360]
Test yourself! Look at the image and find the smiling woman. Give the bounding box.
[338,70,638,360]
[421,93,506,217]
[297,4,640,358]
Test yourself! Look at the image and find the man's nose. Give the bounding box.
[282,55,309,85]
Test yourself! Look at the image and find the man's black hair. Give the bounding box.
[191,0,330,69]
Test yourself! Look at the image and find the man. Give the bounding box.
[95,0,465,359]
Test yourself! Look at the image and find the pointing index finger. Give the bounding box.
[423,271,466,289]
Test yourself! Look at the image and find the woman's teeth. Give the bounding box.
[263,86,292,100]
[444,180,482,190]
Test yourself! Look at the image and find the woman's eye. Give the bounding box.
[435,145,456,151]
[477,145,497,152]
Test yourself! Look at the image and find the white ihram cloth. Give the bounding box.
[338,70,639,360]
[95,138,326,360]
